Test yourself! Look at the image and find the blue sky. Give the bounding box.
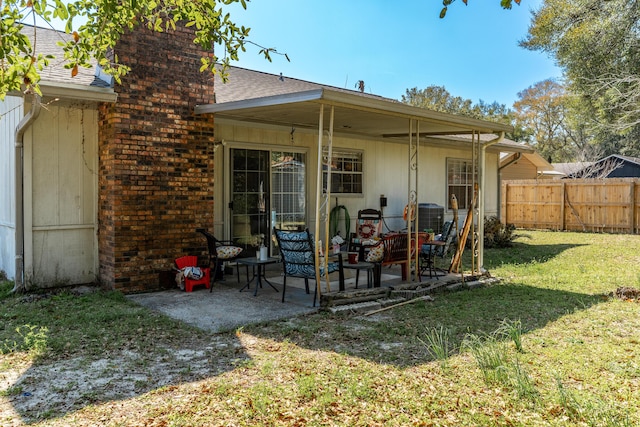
[219,0,561,107]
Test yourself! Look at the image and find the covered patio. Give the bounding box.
[196,85,513,301]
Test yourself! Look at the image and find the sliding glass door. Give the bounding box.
[271,151,306,231]
[230,148,306,257]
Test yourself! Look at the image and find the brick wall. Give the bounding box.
[99,25,216,292]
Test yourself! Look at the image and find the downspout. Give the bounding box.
[13,94,41,293]
[478,131,504,274]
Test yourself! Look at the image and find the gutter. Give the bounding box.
[13,94,41,293]
[478,131,504,274]
[39,82,118,103]
[498,152,522,172]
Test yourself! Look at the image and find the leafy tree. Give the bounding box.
[1,0,283,101]
[401,85,522,140]
[521,0,640,134]
[402,86,477,117]
[439,0,521,18]
[513,79,580,163]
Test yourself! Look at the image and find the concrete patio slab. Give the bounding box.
[128,264,405,333]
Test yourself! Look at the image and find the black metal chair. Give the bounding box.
[419,220,456,279]
[274,228,341,306]
[196,228,243,291]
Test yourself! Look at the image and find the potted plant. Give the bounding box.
[424,228,434,242]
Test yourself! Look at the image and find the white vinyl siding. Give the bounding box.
[0,96,24,279]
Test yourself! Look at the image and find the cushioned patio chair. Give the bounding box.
[274,228,341,306]
[348,209,383,261]
[196,228,243,291]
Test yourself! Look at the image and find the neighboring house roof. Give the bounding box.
[561,154,640,178]
[613,154,640,165]
[500,151,555,171]
[552,162,594,176]
[500,151,564,180]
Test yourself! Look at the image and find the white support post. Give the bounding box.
[472,131,479,274]
[314,105,335,297]
[314,105,325,296]
[478,132,504,273]
[412,121,420,278]
[322,106,335,291]
[407,119,418,281]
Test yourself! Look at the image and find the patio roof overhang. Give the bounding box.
[195,88,514,143]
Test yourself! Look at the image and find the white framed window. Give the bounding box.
[447,158,476,210]
[322,149,363,195]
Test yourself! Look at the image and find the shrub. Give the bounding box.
[484,216,520,248]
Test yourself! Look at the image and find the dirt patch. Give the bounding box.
[1,334,246,426]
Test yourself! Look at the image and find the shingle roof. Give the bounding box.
[554,155,640,177]
[552,162,594,175]
[213,64,396,104]
[20,24,111,88]
[613,154,640,165]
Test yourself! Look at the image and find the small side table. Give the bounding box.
[335,253,376,291]
[236,257,281,296]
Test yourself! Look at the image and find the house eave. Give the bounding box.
[39,81,118,103]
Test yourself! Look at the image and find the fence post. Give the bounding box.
[560,182,566,231]
[501,181,508,225]
[631,181,637,234]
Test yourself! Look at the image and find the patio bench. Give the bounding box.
[366,232,415,285]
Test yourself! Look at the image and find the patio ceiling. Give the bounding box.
[195,88,514,145]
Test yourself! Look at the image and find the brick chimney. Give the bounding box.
[98,24,216,292]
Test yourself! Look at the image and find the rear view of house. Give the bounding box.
[1,24,526,293]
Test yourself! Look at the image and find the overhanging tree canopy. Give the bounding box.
[1,0,283,100]
[521,0,640,132]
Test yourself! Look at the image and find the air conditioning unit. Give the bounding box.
[417,203,444,234]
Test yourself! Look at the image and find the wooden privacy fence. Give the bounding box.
[501,178,640,234]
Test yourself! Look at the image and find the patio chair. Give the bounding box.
[274,228,341,306]
[365,232,415,284]
[419,220,456,279]
[196,228,243,291]
[348,209,383,260]
[175,255,211,292]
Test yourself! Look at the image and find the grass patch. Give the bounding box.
[1,230,640,426]
[0,324,48,357]
[418,325,453,371]
[0,289,209,361]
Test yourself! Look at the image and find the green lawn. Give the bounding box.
[1,230,639,426]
